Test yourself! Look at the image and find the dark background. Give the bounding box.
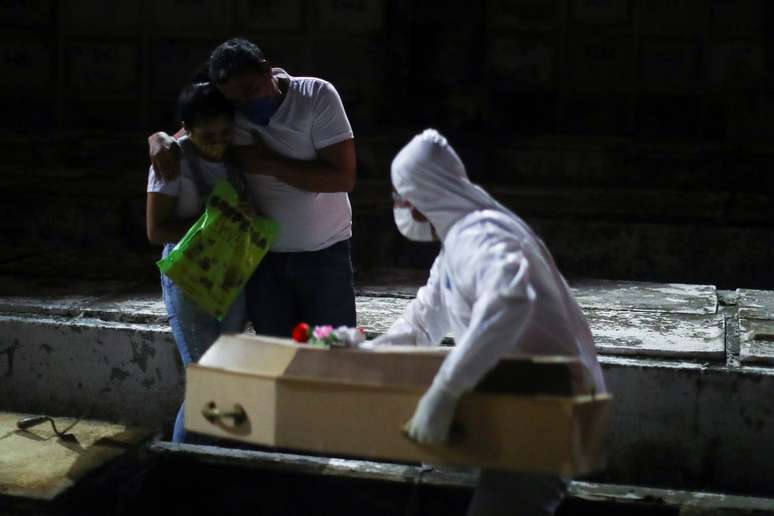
[0,0,772,289]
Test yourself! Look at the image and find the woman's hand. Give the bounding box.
[148,132,182,181]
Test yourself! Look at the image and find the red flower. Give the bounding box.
[291,322,310,343]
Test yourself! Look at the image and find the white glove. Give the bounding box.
[363,318,418,348]
[406,379,461,445]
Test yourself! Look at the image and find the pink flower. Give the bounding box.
[313,325,334,340]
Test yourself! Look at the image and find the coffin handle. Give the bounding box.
[202,401,247,428]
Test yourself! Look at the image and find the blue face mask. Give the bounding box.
[240,97,279,126]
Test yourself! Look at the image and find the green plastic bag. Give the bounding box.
[157,180,278,320]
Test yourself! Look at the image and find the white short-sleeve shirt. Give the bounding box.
[147,135,229,235]
[232,69,354,252]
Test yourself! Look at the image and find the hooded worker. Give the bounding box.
[370,129,606,516]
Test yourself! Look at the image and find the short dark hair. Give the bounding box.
[176,81,234,130]
[209,38,264,85]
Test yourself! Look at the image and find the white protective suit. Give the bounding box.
[374,129,606,400]
[375,129,606,516]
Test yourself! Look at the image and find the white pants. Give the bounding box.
[466,470,568,516]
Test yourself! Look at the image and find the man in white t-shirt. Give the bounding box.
[149,38,356,337]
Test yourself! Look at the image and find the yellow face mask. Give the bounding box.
[189,134,228,161]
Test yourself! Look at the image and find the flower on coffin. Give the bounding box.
[313,325,334,340]
[291,322,310,343]
[331,326,366,347]
[291,323,365,348]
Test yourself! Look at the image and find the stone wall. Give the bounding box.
[1,1,773,287]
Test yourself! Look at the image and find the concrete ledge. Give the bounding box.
[1,273,773,496]
[150,442,774,515]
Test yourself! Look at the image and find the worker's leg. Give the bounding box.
[466,470,568,516]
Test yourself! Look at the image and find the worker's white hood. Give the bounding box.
[391,129,514,240]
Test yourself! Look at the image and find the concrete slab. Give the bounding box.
[737,289,774,319]
[0,294,101,317]
[355,273,721,316]
[356,296,411,335]
[2,311,774,496]
[1,273,773,496]
[0,276,130,316]
[600,357,774,497]
[356,297,727,360]
[0,278,166,323]
[588,310,726,360]
[739,318,774,365]
[571,280,718,314]
[78,293,168,324]
[0,314,181,427]
[0,412,151,501]
[355,268,429,299]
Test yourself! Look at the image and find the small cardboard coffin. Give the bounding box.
[185,334,611,476]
